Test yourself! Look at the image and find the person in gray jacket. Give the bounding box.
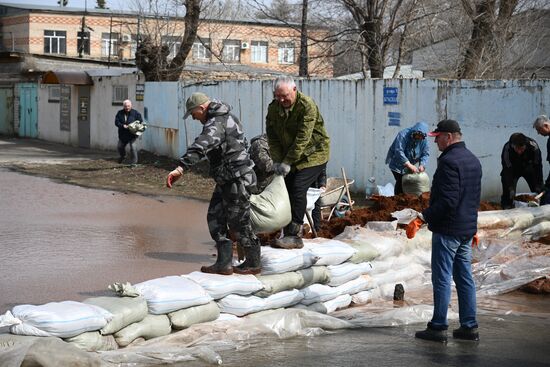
[166,92,261,275]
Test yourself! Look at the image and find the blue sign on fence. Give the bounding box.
[383,87,399,105]
[388,111,401,126]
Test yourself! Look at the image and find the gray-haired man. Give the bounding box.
[167,92,261,275]
[533,115,550,205]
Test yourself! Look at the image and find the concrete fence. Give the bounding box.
[143,78,550,201]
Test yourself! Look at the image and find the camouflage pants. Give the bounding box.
[207,171,258,248]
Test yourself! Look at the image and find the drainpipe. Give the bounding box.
[9,32,14,51]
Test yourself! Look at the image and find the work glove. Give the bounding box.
[166,166,184,188]
[274,162,291,177]
[471,233,479,248]
[406,217,425,239]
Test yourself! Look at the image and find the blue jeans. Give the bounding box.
[429,232,478,330]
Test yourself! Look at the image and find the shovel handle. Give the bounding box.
[535,191,545,201]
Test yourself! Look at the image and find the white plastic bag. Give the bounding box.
[302,238,357,266]
[261,246,319,275]
[300,283,341,305]
[1,301,113,338]
[185,271,264,300]
[328,262,370,286]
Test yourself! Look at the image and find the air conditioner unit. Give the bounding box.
[240,41,249,49]
[121,34,132,43]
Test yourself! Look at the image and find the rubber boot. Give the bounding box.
[415,324,448,343]
[272,222,303,249]
[201,241,233,275]
[233,238,261,275]
[453,326,479,341]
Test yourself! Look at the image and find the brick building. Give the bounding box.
[0,2,333,77]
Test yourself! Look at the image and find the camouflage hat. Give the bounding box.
[184,92,210,119]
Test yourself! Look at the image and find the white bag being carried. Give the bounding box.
[261,246,319,275]
[185,271,264,300]
[402,171,430,196]
[0,301,113,338]
[302,238,357,266]
[83,296,148,335]
[250,176,292,233]
[109,276,212,314]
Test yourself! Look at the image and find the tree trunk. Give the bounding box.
[167,0,201,81]
[362,18,383,78]
[299,0,309,77]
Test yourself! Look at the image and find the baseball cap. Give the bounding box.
[428,119,461,136]
[184,92,210,119]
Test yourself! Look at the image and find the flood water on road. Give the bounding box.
[1,168,550,366]
[0,168,214,313]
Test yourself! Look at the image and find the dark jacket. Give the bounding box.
[115,109,143,143]
[501,136,542,172]
[266,91,330,170]
[422,141,482,237]
[249,134,274,193]
[179,101,254,185]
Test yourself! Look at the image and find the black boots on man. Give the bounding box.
[415,324,448,343]
[272,222,304,249]
[201,241,233,275]
[233,237,261,275]
[453,326,480,341]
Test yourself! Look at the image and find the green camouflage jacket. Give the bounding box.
[266,91,330,170]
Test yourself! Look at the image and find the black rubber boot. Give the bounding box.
[233,238,261,275]
[415,324,448,343]
[453,326,479,341]
[201,241,233,275]
[272,222,304,249]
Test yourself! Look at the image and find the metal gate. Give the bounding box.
[18,83,38,138]
[0,86,14,136]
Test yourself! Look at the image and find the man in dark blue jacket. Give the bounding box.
[115,99,143,164]
[413,119,482,343]
[533,115,550,205]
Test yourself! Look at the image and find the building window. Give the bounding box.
[192,38,211,61]
[278,42,294,64]
[101,32,119,57]
[48,86,60,102]
[44,30,66,54]
[77,31,90,55]
[251,41,268,63]
[112,85,128,105]
[161,36,182,60]
[222,39,240,63]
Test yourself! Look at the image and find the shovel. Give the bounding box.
[527,191,545,207]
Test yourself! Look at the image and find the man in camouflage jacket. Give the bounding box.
[266,75,330,248]
[167,92,261,275]
[249,134,275,193]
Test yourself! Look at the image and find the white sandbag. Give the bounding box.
[0,301,113,338]
[250,175,292,233]
[261,246,319,275]
[216,294,266,316]
[300,284,341,305]
[83,296,148,335]
[302,238,357,266]
[334,226,404,259]
[299,294,353,314]
[370,263,426,287]
[305,187,323,224]
[327,262,372,286]
[112,276,212,314]
[339,239,380,263]
[367,256,413,275]
[255,266,330,297]
[351,288,382,305]
[402,171,430,196]
[169,301,220,330]
[335,276,373,295]
[365,220,398,231]
[522,222,550,240]
[215,313,240,322]
[185,271,264,300]
[64,331,118,352]
[114,314,171,347]
[264,289,304,309]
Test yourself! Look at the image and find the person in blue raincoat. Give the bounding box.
[385,121,430,195]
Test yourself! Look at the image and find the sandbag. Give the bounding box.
[334,226,405,259]
[401,171,430,196]
[339,239,380,263]
[302,238,357,266]
[296,294,352,314]
[83,296,148,335]
[185,271,264,300]
[110,276,212,314]
[217,290,304,317]
[0,301,113,338]
[261,246,319,275]
[169,301,220,330]
[114,314,171,347]
[64,332,118,352]
[255,266,330,297]
[300,283,341,305]
[335,275,373,295]
[250,175,292,233]
[327,262,372,286]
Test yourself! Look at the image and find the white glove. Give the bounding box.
[274,163,291,176]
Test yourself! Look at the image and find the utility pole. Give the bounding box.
[299,0,308,77]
